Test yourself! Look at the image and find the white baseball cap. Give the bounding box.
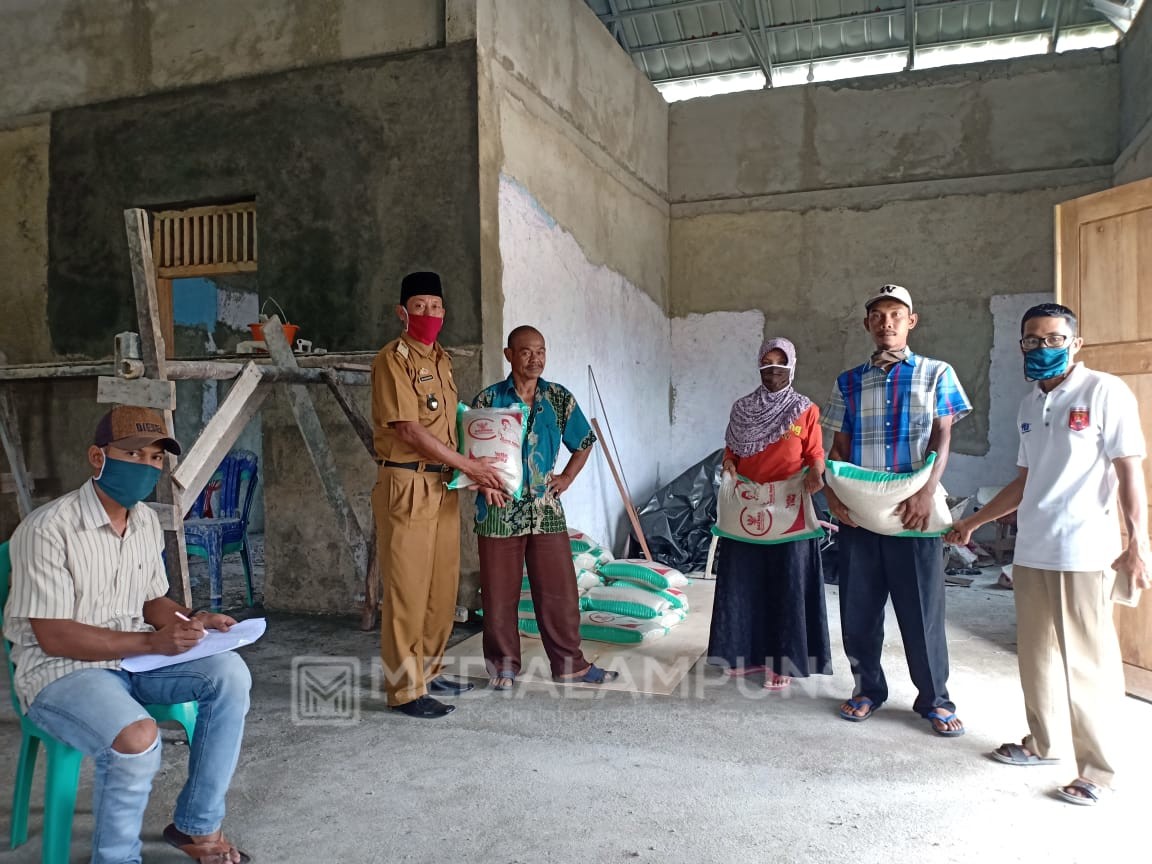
[865,284,913,312]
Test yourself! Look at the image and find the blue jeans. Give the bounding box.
[27,651,251,864]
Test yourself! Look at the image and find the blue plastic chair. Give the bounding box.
[0,540,198,863]
[183,449,259,610]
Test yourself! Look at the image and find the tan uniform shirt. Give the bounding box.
[371,332,458,463]
[3,480,168,711]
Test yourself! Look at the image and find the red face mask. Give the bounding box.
[404,312,444,345]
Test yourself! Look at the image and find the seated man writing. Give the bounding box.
[2,406,251,864]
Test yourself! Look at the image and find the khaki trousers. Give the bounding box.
[372,466,460,706]
[1013,566,1125,788]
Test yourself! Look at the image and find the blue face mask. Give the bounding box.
[94,452,162,509]
[1024,346,1071,382]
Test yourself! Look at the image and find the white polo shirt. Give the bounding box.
[3,480,169,711]
[1014,363,1146,572]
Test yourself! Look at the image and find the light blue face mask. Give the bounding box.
[1024,346,1071,382]
[94,452,162,508]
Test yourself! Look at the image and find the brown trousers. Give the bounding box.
[372,466,460,706]
[478,532,588,678]
[1013,566,1125,788]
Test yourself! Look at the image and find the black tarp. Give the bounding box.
[628,450,724,571]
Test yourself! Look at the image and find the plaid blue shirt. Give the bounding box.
[821,349,971,473]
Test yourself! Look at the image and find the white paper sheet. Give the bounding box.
[121,617,267,673]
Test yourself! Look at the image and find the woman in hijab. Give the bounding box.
[707,337,833,690]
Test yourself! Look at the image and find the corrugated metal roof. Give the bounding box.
[584,0,1129,86]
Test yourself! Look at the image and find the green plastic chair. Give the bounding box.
[0,540,198,863]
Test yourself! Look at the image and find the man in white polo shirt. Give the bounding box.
[3,406,252,863]
[948,302,1149,806]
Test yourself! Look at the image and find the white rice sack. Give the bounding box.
[658,609,687,628]
[577,611,670,645]
[598,559,688,591]
[713,470,824,546]
[568,529,601,554]
[572,545,614,572]
[576,568,604,592]
[824,454,952,537]
[583,585,674,620]
[446,404,529,498]
[517,591,536,618]
[661,587,690,612]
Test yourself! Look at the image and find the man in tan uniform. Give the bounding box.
[371,271,503,719]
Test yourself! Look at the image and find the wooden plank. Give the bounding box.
[1123,662,1152,703]
[1056,175,1152,224]
[171,362,268,513]
[157,277,175,356]
[0,386,36,518]
[590,417,652,562]
[322,368,375,457]
[359,531,381,631]
[264,317,368,579]
[124,208,189,606]
[1078,342,1152,376]
[156,261,258,278]
[146,501,177,531]
[96,376,176,410]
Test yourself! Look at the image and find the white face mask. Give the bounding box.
[759,363,795,386]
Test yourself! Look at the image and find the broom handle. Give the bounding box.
[590,417,652,562]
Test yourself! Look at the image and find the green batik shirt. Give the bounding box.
[472,376,597,537]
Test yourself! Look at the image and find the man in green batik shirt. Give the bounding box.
[472,326,618,690]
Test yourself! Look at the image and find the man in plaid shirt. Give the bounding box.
[822,284,972,736]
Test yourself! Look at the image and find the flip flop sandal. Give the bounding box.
[555,663,619,685]
[164,823,252,863]
[926,709,966,737]
[763,676,791,691]
[990,743,1060,766]
[838,696,877,722]
[490,673,516,691]
[1056,779,1104,806]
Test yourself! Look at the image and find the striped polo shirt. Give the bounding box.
[821,348,971,473]
[3,479,169,711]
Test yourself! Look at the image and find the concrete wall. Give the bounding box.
[476,0,671,551]
[668,51,1119,498]
[0,119,53,365]
[1116,5,1152,184]
[0,0,457,120]
[46,44,481,359]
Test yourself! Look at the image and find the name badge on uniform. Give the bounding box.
[418,374,434,382]
[1069,407,1090,431]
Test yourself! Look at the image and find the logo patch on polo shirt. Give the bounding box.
[1069,407,1090,431]
[1021,423,1031,433]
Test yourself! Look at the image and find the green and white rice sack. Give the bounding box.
[582,584,675,619]
[823,453,952,537]
[598,559,688,591]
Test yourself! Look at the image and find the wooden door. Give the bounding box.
[1056,176,1152,700]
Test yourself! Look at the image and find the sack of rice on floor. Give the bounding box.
[576,568,603,592]
[447,404,529,498]
[712,470,824,546]
[824,454,952,537]
[598,559,688,591]
[569,528,614,572]
[582,584,675,619]
[661,586,690,612]
[578,611,671,644]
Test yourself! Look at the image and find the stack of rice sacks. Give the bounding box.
[518,530,690,645]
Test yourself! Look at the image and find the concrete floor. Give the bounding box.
[2,562,1150,864]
